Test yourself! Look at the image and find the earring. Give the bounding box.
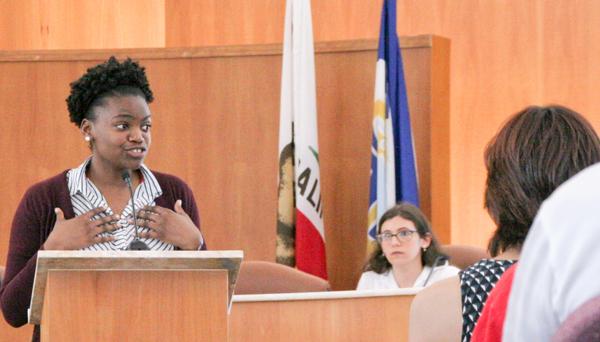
[84,135,91,142]
[422,247,428,252]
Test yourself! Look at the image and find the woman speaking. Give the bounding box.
[0,57,206,342]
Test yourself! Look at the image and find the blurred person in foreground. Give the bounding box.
[409,105,600,342]
[503,161,600,340]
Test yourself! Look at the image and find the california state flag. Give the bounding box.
[275,0,327,279]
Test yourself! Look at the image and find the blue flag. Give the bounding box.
[367,0,419,243]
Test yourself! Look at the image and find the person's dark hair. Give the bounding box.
[364,203,446,274]
[485,105,600,256]
[66,56,154,126]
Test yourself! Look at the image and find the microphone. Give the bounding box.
[422,255,447,287]
[122,170,149,251]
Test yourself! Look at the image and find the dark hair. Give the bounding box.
[364,203,446,274]
[485,105,600,256]
[66,56,154,126]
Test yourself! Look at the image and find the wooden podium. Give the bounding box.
[28,250,243,341]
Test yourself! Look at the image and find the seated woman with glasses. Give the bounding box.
[356,203,459,289]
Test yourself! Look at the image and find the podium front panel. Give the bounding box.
[41,270,228,342]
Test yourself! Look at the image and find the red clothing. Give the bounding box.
[471,263,518,342]
[0,170,203,341]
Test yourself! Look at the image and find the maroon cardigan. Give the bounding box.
[0,170,204,340]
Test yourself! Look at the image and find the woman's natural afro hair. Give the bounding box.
[66,56,154,126]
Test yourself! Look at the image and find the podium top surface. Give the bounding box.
[232,288,421,303]
[29,250,243,324]
[36,249,242,264]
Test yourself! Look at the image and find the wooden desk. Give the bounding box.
[230,289,420,342]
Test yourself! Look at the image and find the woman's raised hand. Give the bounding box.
[134,200,202,250]
[43,207,119,250]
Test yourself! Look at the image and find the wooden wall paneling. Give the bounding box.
[402,44,435,237]
[0,0,165,50]
[396,0,544,246]
[316,44,375,291]
[144,52,282,257]
[43,0,166,49]
[165,0,286,47]
[0,1,45,49]
[541,0,600,131]
[164,0,381,47]
[428,36,451,243]
[311,0,381,42]
[1,0,381,49]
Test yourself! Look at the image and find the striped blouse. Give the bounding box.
[67,158,174,251]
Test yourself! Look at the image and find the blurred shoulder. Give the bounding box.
[413,275,460,305]
[410,275,462,342]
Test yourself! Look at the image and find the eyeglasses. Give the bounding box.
[376,230,418,243]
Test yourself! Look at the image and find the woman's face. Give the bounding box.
[379,216,431,269]
[82,95,152,173]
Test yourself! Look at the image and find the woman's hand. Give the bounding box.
[44,207,119,250]
[134,200,203,250]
